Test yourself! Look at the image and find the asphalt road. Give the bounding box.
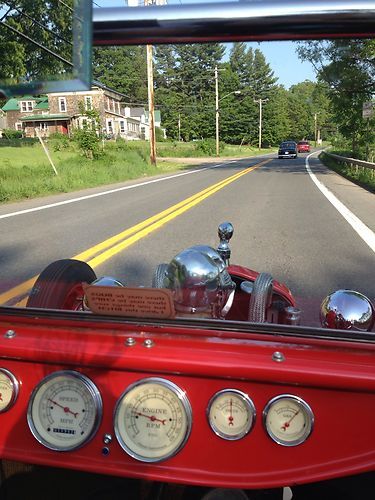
[0,151,374,326]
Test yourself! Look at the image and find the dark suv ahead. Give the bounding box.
[278,141,298,159]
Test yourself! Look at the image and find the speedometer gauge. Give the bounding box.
[263,395,313,446]
[0,368,19,412]
[207,389,255,440]
[114,378,192,463]
[27,371,102,451]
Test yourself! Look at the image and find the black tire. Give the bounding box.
[152,263,169,288]
[26,259,97,309]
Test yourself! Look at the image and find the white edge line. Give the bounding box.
[0,161,237,220]
[306,152,375,254]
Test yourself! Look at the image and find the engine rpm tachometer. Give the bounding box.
[114,377,192,462]
[27,371,102,451]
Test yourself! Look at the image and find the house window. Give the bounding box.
[106,119,113,134]
[119,120,125,133]
[84,96,92,110]
[15,122,22,131]
[20,101,34,112]
[40,122,48,131]
[59,97,67,112]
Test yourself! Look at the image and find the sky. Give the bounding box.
[95,1,317,89]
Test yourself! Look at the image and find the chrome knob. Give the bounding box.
[217,222,234,265]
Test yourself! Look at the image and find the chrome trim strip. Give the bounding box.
[93,1,375,45]
[2,306,375,344]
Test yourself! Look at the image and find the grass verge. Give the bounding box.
[0,138,275,204]
[319,151,375,193]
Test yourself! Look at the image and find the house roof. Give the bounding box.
[21,114,70,121]
[35,97,49,110]
[2,95,48,112]
[2,98,20,111]
[92,80,130,99]
[145,110,162,122]
[129,107,145,118]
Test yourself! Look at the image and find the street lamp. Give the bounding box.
[215,69,241,156]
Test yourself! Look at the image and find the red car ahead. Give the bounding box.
[297,140,311,152]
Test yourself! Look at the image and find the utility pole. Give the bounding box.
[144,0,156,165]
[314,113,317,148]
[215,65,219,156]
[254,98,268,149]
[146,43,156,164]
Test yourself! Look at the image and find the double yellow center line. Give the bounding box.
[1,159,270,306]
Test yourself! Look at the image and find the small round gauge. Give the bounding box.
[207,389,255,440]
[263,395,313,446]
[114,377,192,463]
[0,368,19,412]
[27,371,102,451]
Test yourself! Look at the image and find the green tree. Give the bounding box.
[93,46,148,103]
[73,103,101,159]
[296,39,375,157]
[0,1,73,80]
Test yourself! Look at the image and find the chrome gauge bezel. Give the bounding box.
[27,370,102,452]
[207,389,256,440]
[114,377,192,463]
[263,394,314,446]
[0,368,19,413]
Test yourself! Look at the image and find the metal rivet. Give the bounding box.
[143,339,154,348]
[272,351,285,362]
[102,447,110,456]
[4,330,16,339]
[125,337,136,346]
[103,434,112,445]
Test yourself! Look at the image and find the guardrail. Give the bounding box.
[323,150,375,175]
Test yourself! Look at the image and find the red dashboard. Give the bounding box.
[0,310,374,489]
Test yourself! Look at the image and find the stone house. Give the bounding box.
[1,82,162,140]
[0,109,6,137]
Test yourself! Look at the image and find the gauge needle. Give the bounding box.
[281,410,300,431]
[48,398,79,418]
[0,393,3,401]
[228,399,234,426]
[135,411,166,425]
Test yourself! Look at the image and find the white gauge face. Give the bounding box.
[27,371,102,451]
[264,395,313,446]
[0,369,19,412]
[207,389,255,440]
[114,378,192,462]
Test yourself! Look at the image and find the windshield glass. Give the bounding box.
[0,1,374,335]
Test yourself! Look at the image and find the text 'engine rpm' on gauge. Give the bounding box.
[207,389,255,440]
[263,395,314,446]
[0,368,19,412]
[27,371,102,451]
[114,378,192,463]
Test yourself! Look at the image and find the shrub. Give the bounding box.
[194,138,224,156]
[48,133,71,151]
[2,128,22,139]
[155,126,165,142]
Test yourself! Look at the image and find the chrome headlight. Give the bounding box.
[163,245,235,318]
[320,290,374,332]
